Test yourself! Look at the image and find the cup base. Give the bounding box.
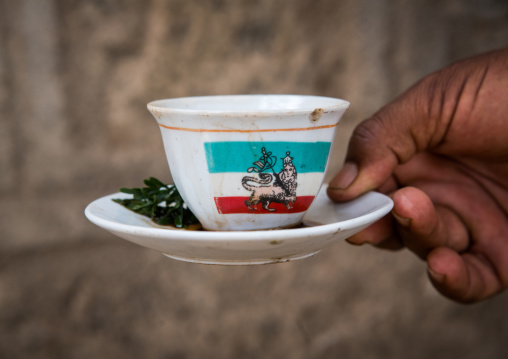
[162,249,320,265]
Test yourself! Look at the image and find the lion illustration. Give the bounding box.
[242,151,297,212]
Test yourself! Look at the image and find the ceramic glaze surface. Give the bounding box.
[85,185,394,265]
[147,95,350,231]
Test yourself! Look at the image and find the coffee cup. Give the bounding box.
[147,94,349,231]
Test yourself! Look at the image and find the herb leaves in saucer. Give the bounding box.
[113,177,200,229]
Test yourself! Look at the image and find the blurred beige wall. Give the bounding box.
[3,0,507,250]
[1,1,508,358]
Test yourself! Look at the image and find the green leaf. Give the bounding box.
[156,215,173,226]
[174,208,183,228]
[112,177,200,229]
[148,177,166,188]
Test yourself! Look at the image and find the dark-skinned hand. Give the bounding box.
[328,48,508,303]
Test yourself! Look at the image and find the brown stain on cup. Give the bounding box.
[148,106,162,119]
[310,108,324,123]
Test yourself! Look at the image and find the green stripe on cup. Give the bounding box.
[204,141,331,173]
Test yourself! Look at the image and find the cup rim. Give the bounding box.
[147,94,350,116]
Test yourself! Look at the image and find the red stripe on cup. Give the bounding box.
[214,196,315,214]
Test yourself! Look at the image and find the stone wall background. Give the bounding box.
[1,0,508,358]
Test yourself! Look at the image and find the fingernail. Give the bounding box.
[428,267,445,283]
[392,212,411,227]
[330,162,358,190]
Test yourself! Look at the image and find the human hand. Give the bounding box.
[328,48,508,303]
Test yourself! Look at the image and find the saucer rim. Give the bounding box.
[84,188,393,242]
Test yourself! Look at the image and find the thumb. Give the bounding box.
[327,49,507,202]
[327,79,439,202]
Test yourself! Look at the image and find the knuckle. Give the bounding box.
[350,115,388,145]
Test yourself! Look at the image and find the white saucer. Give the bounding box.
[84,185,393,265]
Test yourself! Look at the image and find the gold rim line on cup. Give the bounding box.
[157,123,339,133]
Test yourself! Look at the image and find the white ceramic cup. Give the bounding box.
[147,95,349,231]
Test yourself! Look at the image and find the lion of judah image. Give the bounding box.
[241,148,297,212]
